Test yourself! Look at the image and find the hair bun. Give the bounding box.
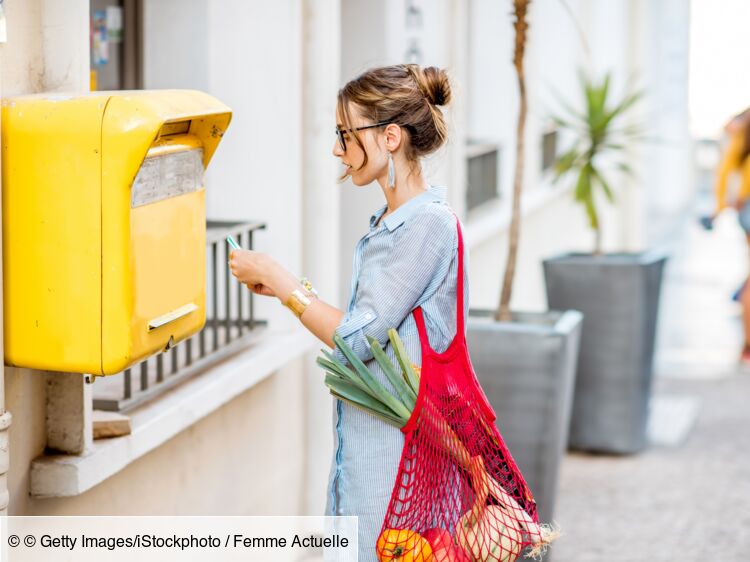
[339,64,451,161]
[421,66,452,107]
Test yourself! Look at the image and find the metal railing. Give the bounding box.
[93,220,267,413]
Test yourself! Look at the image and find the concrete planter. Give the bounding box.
[467,310,583,524]
[543,252,668,454]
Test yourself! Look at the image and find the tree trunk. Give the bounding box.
[496,0,530,322]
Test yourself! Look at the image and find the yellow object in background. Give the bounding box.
[714,129,750,213]
[2,90,232,375]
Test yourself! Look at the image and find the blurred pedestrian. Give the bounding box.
[712,107,750,365]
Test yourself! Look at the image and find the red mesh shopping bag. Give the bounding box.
[375,218,557,562]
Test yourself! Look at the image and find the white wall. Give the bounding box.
[206,1,303,329]
[467,0,517,201]
[1,0,89,95]
[635,0,692,238]
[142,0,304,327]
[689,0,750,137]
[469,190,597,312]
[143,0,208,91]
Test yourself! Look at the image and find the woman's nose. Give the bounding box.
[332,139,343,157]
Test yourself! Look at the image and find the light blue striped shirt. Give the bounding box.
[332,185,467,364]
[325,185,469,562]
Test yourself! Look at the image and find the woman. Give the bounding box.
[713,108,750,365]
[229,64,466,560]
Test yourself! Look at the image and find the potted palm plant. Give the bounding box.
[542,73,667,454]
[466,0,583,526]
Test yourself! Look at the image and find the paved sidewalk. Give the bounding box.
[551,211,750,562]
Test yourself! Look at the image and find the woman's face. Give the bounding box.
[333,103,387,186]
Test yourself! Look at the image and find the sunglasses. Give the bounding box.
[335,120,394,152]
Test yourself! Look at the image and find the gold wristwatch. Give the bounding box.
[284,289,313,319]
[299,277,318,297]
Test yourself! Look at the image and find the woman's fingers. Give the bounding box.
[228,250,281,297]
[228,249,260,284]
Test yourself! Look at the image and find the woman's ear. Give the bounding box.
[383,123,403,152]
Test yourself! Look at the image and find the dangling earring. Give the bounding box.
[387,151,396,189]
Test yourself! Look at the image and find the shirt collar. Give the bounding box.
[369,185,447,232]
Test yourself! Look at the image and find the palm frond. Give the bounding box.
[550,68,644,244]
[591,165,615,203]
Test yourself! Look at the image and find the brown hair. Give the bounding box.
[337,64,452,174]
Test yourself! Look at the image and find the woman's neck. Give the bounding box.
[377,167,430,216]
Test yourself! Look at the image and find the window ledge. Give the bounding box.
[464,183,573,249]
[30,327,318,498]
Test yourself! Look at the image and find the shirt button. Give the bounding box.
[365,313,373,320]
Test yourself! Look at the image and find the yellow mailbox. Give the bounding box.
[2,90,231,375]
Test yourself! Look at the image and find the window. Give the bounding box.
[466,141,501,211]
[90,0,142,90]
[541,127,558,173]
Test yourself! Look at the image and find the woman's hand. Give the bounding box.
[229,249,344,348]
[229,249,298,302]
[247,282,277,298]
[228,249,271,286]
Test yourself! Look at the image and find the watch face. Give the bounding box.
[300,277,317,295]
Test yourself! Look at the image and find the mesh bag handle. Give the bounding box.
[376,217,554,562]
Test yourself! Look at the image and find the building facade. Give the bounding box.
[0,0,689,516]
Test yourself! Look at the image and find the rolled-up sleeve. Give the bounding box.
[333,207,456,364]
[332,307,378,363]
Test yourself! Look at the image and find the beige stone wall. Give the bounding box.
[4,369,47,514]
[9,358,309,516]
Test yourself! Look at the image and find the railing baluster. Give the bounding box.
[97,222,266,413]
[248,230,255,329]
[237,231,244,337]
[200,264,207,359]
[186,337,193,367]
[212,241,219,352]
[140,361,148,391]
[225,240,231,344]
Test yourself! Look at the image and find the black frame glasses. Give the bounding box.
[335,120,394,152]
